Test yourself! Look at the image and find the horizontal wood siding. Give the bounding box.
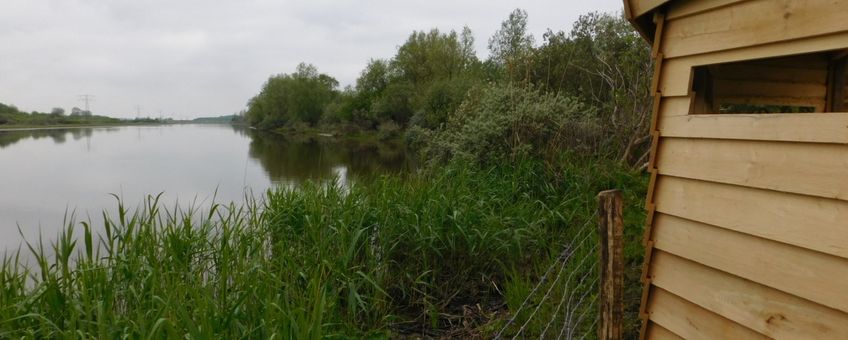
[649,250,848,338]
[656,137,848,199]
[629,0,672,18]
[657,33,848,97]
[653,175,848,259]
[647,287,767,339]
[665,0,746,20]
[652,213,848,312]
[645,322,684,340]
[661,0,848,58]
[641,3,848,339]
[659,112,848,144]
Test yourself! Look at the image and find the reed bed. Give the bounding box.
[0,160,645,338]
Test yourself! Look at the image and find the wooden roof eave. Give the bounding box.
[624,0,670,44]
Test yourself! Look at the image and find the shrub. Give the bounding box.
[421,83,602,165]
[376,120,401,141]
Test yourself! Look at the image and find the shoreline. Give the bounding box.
[0,122,225,132]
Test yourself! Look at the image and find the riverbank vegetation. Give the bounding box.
[0,103,123,127]
[0,102,180,128]
[244,9,651,169]
[1,8,652,338]
[0,158,645,338]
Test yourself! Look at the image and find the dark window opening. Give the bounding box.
[690,50,848,114]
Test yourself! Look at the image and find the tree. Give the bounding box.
[488,8,534,80]
[245,63,338,128]
[459,26,477,69]
[71,107,83,116]
[529,12,652,168]
[50,107,65,116]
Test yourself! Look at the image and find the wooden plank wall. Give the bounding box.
[638,0,848,338]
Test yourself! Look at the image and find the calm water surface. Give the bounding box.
[0,124,412,252]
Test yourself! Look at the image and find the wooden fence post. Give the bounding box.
[598,190,624,340]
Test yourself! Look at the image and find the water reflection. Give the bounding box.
[238,126,414,184]
[0,127,115,149]
[0,124,414,253]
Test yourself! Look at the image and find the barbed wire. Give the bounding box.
[494,219,600,340]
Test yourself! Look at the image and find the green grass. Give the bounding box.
[0,159,646,338]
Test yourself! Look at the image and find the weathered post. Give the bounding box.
[597,190,623,340]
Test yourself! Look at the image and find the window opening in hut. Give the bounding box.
[690,50,848,114]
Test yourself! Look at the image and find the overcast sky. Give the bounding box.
[0,0,623,119]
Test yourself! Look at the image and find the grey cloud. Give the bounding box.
[0,0,622,118]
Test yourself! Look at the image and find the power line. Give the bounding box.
[77,94,95,111]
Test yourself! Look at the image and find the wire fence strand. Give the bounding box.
[494,219,601,340]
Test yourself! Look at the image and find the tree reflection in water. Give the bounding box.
[233,125,415,185]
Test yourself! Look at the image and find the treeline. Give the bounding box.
[0,102,121,126]
[245,9,652,168]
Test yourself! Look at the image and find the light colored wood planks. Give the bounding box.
[629,0,671,18]
[666,0,746,20]
[684,31,848,66]
[645,321,684,340]
[659,113,848,144]
[647,286,767,339]
[652,213,848,313]
[661,0,848,58]
[649,250,848,338]
[656,137,848,199]
[657,96,693,117]
[653,175,848,259]
[657,32,848,96]
[658,59,692,96]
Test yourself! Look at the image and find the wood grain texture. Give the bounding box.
[656,137,848,199]
[652,213,848,313]
[657,32,848,96]
[649,250,848,338]
[644,321,684,340]
[666,0,747,20]
[661,0,848,58]
[659,113,848,144]
[657,96,693,117]
[598,190,624,340]
[654,175,848,259]
[630,0,672,18]
[647,287,767,339]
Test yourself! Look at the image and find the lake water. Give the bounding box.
[0,124,413,252]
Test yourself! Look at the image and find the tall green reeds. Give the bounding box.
[0,160,645,338]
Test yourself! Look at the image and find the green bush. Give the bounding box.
[421,83,602,165]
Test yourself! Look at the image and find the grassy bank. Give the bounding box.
[0,159,645,338]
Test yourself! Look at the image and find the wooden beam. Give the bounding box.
[598,190,624,340]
